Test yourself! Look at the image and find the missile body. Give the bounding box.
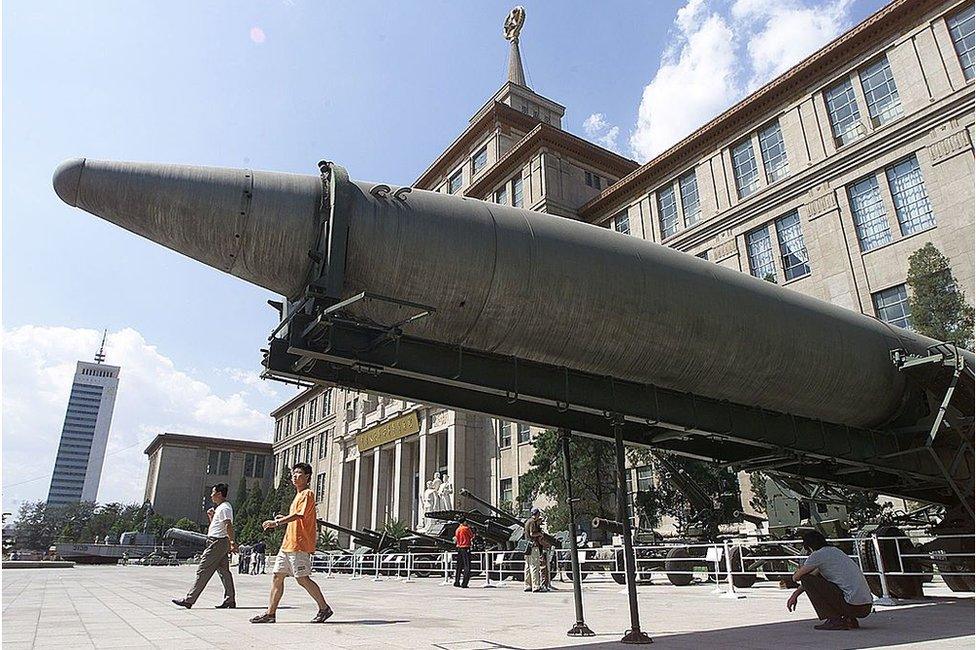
[54,158,964,430]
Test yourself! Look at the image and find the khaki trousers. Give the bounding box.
[524,546,542,590]
[185,536,235,605]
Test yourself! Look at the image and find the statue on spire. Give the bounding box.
[504,6,528,87]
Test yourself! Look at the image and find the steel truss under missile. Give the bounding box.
[264,291,973,516]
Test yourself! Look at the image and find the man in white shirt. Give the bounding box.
[788,530,873,630]
[172,483,238,609]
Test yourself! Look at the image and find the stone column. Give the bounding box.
[447,415,466,506]
[349,453,362,549]
[370,448,383,530]
[392,438,403,523]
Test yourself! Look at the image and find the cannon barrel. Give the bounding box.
[459,488,522,526]
[52,157,972,431]
[163,528,208,548]
[403,528,455,549]
[316,519,390,550]
[592,517,625,535]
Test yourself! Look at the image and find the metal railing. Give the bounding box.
[307,533,974,600]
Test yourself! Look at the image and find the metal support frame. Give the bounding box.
[559,429,594,638]
[263,309,965,506]
[612,418,652,644]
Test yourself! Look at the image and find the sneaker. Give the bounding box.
[171,599,192,609]
[311,606,334,623]
[814,618,850,631]
[214,601,236,609]
[250,613,276,624]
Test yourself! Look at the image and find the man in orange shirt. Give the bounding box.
[250,463,333,624]
[453,516,474,588]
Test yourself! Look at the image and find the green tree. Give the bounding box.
[907,242,974,350]
[173,517,200,533]
[518,429,619,533]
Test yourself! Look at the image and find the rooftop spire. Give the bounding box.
[503,6,527,87]
[95,329,107,364]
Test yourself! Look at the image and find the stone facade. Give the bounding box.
[271,0,975,541]
[143,433,273,525]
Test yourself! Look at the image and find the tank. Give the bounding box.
[52,157,971,430]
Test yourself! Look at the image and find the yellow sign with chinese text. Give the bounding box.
[356,411,420,452]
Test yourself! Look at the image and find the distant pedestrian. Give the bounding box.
[523,507,548,592]
[253,540,267,574]
[788,530,873,631]
[453,516,474,588]
[250,463,333,624]
[239,544,251,574]
[171,483,237,610]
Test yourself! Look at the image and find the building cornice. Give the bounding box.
[465,123,639,198]
[579,0,948,219]
[144,433,272,457]
[414,102,542,189]
[270,385,326,418]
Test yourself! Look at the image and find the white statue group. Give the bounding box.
[421,471,454,530]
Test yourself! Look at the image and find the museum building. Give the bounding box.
[270,0,975,544]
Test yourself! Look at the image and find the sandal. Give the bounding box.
[250,613,276,624]
[311,606,334,623]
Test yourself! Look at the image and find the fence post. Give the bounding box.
[441,551,451,586]
[482,550,495,588]
[871,533,898,606]
[720,539,745,599]
[403,552,414,583]
[373,552,382,582]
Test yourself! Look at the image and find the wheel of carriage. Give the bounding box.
[926,533,975,592]
[664,546,696,586]
[856,526,924,599]
[726,546,759,588]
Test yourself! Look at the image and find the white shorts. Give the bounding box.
[272,551,312,578]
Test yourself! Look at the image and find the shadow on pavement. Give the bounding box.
[543,599,975,649]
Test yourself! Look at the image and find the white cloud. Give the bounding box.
[1,326,290,512]
[582,112,621,153]
[629,0,854,162]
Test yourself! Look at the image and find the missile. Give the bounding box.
[53,158,967,430]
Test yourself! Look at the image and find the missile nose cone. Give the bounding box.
[53,157,87,206]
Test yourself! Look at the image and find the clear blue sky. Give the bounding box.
[2,1,887,508]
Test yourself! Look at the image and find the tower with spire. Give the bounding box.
[46,333,121,507]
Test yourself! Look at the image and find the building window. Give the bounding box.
[758,121,789,183]
[947,5,975,81]
[885,155,935,236]
[448,169,463,194]
[824,78,863,146]
[495,185,508,206]
[274,419,282,442]
[318,431,328,459]
[304,439,313,464]
[636,466,653,492]
[657,184,680,238]
[859,55,902,128]
[774,211,810,281]
[512,176,523,208]
[695,250,709,260]
[872,284,911,329]
[731,138,760,198]
[297,405,305,430]
[322,389,332,418]
[678,170,701,225]
[309,397,318,424]
[499,421,513,448]
[499,478,513,505]
[244,453,266,478]
[285,413,293,436]
[847,174,892,252]
[611,211,630,235]
[207,450,230,476]
[471,147,488,176]
[315,472,327,499]
[746,226,777,282]
[585,171,602,190]
[517,423,531,444]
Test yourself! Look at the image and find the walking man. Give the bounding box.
[172,483,237,609]
[250,463,333,624]
[453,516,474,588]
[787,530,873,630]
